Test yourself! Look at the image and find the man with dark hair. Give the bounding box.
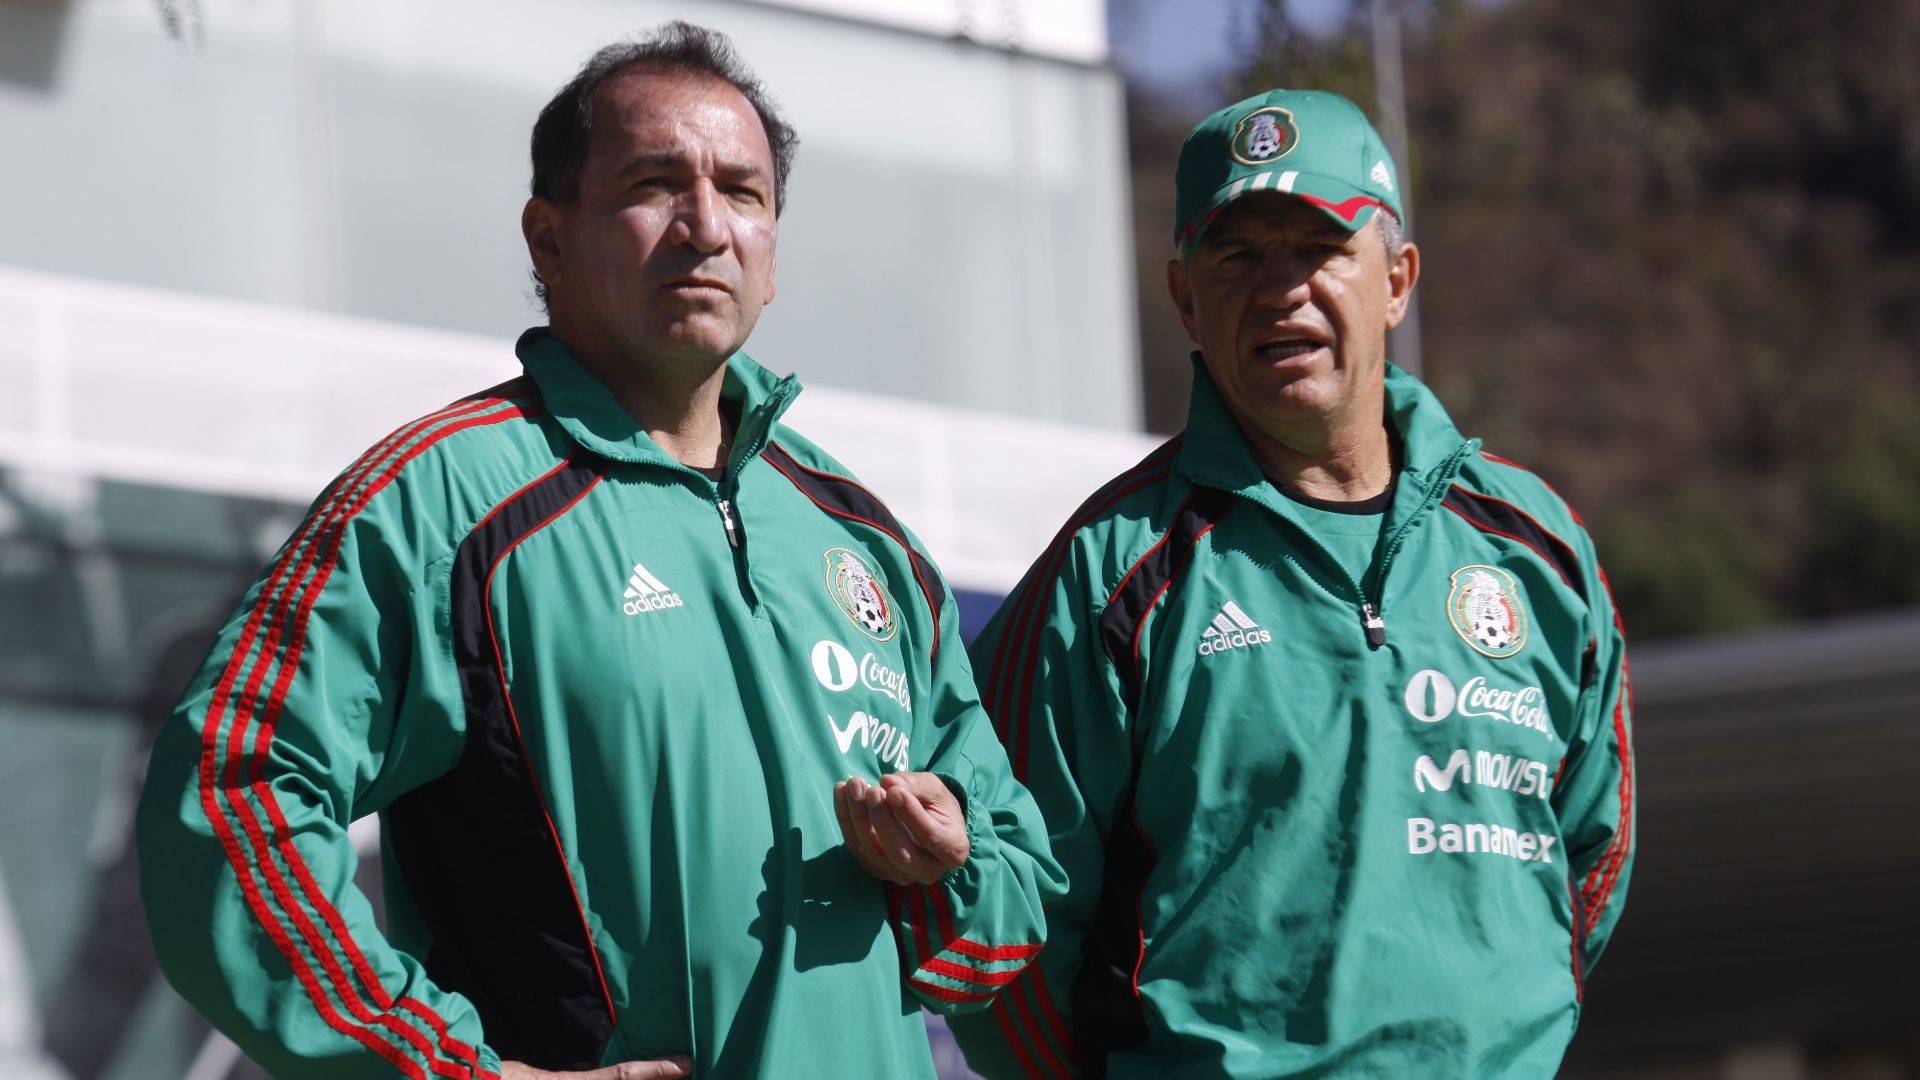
[139,22,1061,1079]
[949,89,1635,1078]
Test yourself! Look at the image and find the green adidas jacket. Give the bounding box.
[948,360,1636,1078]
[136,329,1065,1079]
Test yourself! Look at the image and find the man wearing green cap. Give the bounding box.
[947,89,1636,1077]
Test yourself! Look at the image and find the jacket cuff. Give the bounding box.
[935,767,988,889]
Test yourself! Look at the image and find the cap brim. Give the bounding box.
[1176,169,1395,257]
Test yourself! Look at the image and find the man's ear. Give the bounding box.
[523,197,564,297]
[1166,257,1201,345]
[1384,240,1420,330]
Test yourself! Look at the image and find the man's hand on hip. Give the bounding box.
[500,1057,691,1079]
[834,772,970,885]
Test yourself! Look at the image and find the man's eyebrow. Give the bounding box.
[616,151,686,175]
[1297,220,1351,242]
[616,152,767,183]
[714,161,768,183]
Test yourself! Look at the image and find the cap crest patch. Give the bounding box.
[1231,106,1299,166]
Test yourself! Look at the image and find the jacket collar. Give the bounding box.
[517,327,801,472]
[1175,352,1476,503]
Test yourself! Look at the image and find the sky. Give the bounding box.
[1107,0,1351,108]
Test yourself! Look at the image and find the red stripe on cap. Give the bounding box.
[1294,192,1389,224]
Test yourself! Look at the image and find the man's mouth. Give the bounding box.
[663,276,734,296]
[1254,338,1328,361]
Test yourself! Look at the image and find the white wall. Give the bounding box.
[0,0,1141,430]
[0,266,1159,594]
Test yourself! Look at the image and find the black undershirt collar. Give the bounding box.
[1281,481,1394,516]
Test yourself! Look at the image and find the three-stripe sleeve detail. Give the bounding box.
[196,385,535,1079]
[972,440,1181,1079]
[983,439,1180,779]
[891,884,1043,1005]
[1579,567,1636,934]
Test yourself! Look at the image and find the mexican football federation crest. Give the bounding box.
[825,546,897,642]
[1447,565,1530,659]
[1231,106,1300,166]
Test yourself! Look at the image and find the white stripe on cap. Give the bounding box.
[1226,178,1248,199]
[1249,171,1273,192]
[1277,170,1299,193]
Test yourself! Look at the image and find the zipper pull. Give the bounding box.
[718,498,742,549]
[1362,602,1387,648]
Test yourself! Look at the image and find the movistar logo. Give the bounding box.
[1413,750,1472,792]
[826,710,910,772]
[1413,747,1552,798]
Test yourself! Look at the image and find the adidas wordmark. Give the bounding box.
[1197,600,1272,656]
[622,561,685,615]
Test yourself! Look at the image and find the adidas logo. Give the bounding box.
[621,561,684,616]
[1197,600,1272,656]
[1370,160,1394,191]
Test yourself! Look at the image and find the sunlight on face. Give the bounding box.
[1170,193,1413,438]
[540,69,780,370]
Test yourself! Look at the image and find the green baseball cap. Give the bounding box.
[1173,88,1403,257]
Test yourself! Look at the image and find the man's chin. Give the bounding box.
[1241,372,1343,424]
[638,317,752,365]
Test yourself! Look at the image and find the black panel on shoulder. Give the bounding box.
[1097,488,1234,710]
[386,454,614,1070]
[1442,486,1587,603]
[762,441,949,660]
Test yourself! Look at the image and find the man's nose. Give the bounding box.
[1251,256,1314,308]
[670,182,730,254]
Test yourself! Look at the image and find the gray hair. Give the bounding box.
[1375,209,1407,263]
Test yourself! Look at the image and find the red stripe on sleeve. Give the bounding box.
[998,458,1175,777]
[198,396,533,1077]
[921,957,1029,988]
[945,939,1044,962]
[988,993,1054,1080]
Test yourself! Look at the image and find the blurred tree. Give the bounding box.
[1118,0,1920,639]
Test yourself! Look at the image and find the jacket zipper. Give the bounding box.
[1191,437,1478,649]
[696,377,796,610]
[1352,439,1479,647]
[713,484,758,609]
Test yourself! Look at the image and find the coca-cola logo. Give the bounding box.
[859,653,911,712]
[1456,677,1548,735]
[811,640,912,713]
[1403,669,1554,741]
